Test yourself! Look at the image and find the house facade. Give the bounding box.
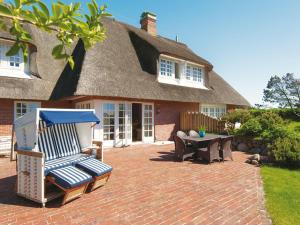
[0,12,250,149]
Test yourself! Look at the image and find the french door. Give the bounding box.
[102,102,132,147]
[115,103,132,147]
[142,104,154,143]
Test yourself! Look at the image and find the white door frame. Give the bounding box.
[142,103,154,143]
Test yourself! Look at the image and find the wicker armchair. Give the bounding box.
[173,135,195,161]
[220,136,233,161]
[197,138,221,163]
[177,130,187,138]
[189,130,199,137]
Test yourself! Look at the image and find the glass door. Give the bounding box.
[115,103,132,147]
[142,104,154,143]
[102,103,115,146]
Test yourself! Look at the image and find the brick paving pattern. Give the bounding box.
[0,144,271,225]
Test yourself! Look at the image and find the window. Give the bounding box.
[0,43,29,78]
[15,101,40,119]
[160,59,174,77]
[103,103,115,141]
[0,44,23,69]
[10,51,21,68]
[201,105,226,119]
[186,64,202,82]
[76,102,91,109]
[192,67,202,82]
[158,56,206,89]
[186,65,191,80]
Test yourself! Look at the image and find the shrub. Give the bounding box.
[235,118,262,137]
[222,109,252,124]
[269,135,300,167]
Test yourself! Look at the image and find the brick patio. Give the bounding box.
[0,144,270,225]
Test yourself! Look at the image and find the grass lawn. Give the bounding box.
[261,166,300,225]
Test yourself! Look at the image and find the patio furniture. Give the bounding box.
[47,166,92,205]
[177,130,187,138]
[76,158,113,191]
[14,108,112,207]
[196,138,221,163]
[189,130,199,137]
[173,135,195,161]
[219,136,233,161]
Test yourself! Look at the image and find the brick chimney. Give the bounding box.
[140,12,157,36]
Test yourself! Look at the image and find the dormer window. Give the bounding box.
[192,66,202,82]
[10,51,21,68]
[160,59,174,77]
[158,55,206,89]
[0,42,30,79]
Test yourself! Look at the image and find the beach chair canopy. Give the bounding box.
[40,111,100,127]
[15,108,100,151]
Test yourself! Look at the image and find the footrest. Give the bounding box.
[75,158,112,191]
[47,166,92,205]
[75,158,113,177]
[48,166,92,189]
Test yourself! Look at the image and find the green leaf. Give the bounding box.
[6,42,20,56]
[100,4,107,12]
[92,0,98,10]
[73,2,81,11]
[68,56,74,69]
[37,1,50,18]
[87,3,97,17]
[14,0,21,8]
[20,43,29,62]
[52,44,64,57]
[52,3,62,19]
[0,4,12,15]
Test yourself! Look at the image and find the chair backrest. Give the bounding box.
[52,123,81,158]
[221,137,232,152]
[37,121,58,161]
[173,135,185,158]
[208,138,221,153]
[189,130,199,137]
[176,130,187,138]
[37,121,81,161]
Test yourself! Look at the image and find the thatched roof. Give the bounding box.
[0,18,250,106]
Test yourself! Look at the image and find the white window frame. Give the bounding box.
[0,42,30,79]
[158,55,206,89]
[200,104,227,119]
[14,101,41,120]
[159,58,175,78]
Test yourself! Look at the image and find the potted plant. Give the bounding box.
[199,126,206,137]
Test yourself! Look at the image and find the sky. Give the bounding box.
[45,0,300,105]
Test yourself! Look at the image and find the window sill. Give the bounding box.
[0,69,31,79]
[158,76,208,89]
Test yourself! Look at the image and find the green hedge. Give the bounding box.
[223,109,300,167]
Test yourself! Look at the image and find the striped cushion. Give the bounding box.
[52,124,81,158]
[45,154,95,175]
[38,121,58,161]
[48,166,92,189]
[75,158,113,177]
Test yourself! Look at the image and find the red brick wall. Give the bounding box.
[154,101,199,141]
[0,99,72,137]
[0,99,14,136]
